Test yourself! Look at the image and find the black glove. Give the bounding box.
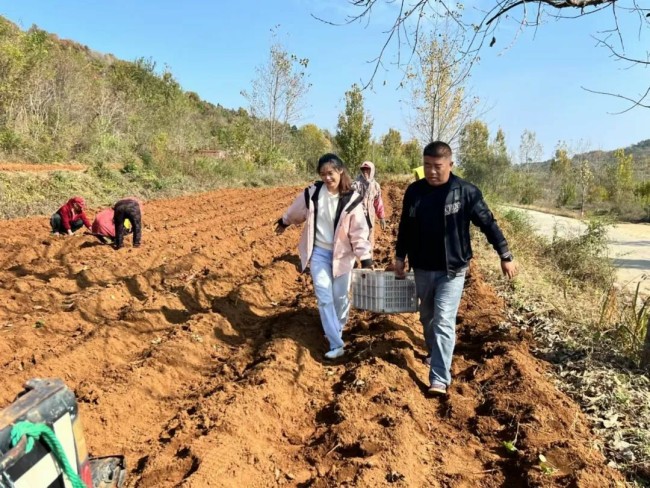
[275,218,289,234]
[360,259,373,269]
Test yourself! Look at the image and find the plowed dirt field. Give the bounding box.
[0,184,622,487]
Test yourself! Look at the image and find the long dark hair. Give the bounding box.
[317,153,352,194]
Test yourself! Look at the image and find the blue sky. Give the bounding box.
[2,0,648,160]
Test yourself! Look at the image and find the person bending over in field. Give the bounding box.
[113,198,142,250]
[86,207,132,245]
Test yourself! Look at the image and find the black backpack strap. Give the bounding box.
[305,181,324,208]
[346,194,364,213]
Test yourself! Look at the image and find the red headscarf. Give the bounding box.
[68,196,86,209]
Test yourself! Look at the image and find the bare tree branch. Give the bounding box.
[582,85,650,112]
[313,0,650,110]
[594,34,650,64]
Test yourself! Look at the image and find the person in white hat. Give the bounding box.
[352,161,386,250]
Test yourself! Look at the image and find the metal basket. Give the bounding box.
[351,270,418,313]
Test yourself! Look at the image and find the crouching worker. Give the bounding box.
[51,196,91,236]
[113,198,142,249]
[88,208,131,245]
[275,153,372,360]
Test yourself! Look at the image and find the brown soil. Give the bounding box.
[0,163,87,172]
[0,184,623,487]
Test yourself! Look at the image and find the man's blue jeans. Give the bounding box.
[414,269,466,386]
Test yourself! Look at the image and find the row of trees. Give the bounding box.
[6,14,645,215]
[239,23,649,221]
[1,16,479,180]
[238,75,422,174]
[547,144,648,220]
[334,85,421,174]
[0,17,421,180]
[239,24,476,175]
[456,121,650,221]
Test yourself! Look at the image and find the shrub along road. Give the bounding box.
[504,206,649,297]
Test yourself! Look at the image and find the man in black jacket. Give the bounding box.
[395,141,516,396]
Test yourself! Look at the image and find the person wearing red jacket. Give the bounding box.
[50,197,91,236]
[87,207,131,245]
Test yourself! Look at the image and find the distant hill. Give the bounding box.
[523,139,650,180]
[625,139,650,160]
[0,15,314,219]
[0,15,248,165]
[578,139,650,167]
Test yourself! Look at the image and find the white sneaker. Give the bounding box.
[324,347,345,360]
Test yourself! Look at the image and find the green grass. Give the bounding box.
[0,156,309,219]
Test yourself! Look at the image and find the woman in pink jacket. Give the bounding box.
[275,153,373,360]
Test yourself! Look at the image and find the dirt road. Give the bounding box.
[0,163,87,172]
[505,207,650,297]
[0,186,621,486]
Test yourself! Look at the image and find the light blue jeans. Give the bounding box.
[414,269,466,386]
[310,246,352,350]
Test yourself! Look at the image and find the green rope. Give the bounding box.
[10,420,86,488]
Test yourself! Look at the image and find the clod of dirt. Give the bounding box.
[386,470,405,483]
